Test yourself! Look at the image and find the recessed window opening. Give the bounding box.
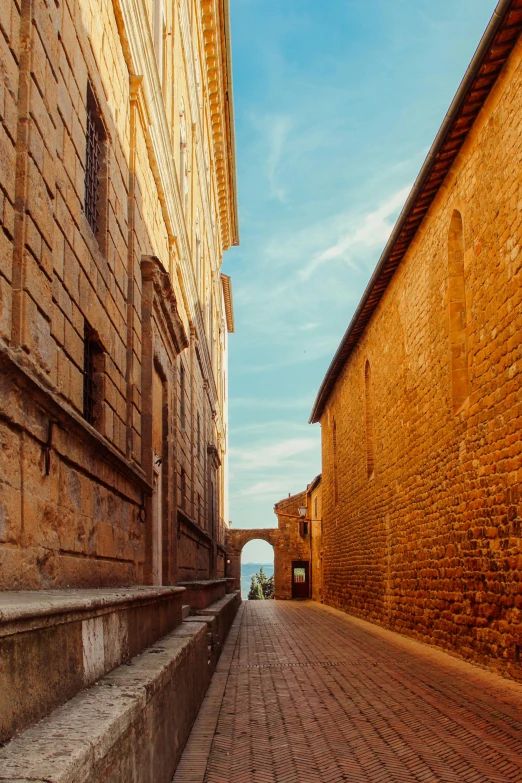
[332,417,339,504]
[197,411,201,460]
[365,360,375,478]
[83,322,104,427]
[84,83,107,245]
[180,363,186,430]
[448,210,469,413]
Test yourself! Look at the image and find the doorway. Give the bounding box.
[292,561,309,599]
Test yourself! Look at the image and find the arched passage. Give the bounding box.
[241,540,274,598]
[225,528,279,595]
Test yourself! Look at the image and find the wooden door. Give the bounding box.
[292,561,309,599]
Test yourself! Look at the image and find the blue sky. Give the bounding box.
[223,0,498,562]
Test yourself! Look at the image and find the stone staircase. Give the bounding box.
[0,583,241,782]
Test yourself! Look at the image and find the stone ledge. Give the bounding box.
[0,587,185,744]
[177,579,228,611]
[0,587,185,636]
[176,579,228,590]
[0,623,210,783]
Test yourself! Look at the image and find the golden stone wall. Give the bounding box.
[319,37,522,677]
[0,0,237,588]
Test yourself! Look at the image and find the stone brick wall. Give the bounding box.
[319,37,522,678]
[274,492,312,600]
[0,0,236,589]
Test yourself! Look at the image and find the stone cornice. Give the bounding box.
[200,0,239,250]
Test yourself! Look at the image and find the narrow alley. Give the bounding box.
[174,601,522,783]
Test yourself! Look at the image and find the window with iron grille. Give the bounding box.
[84,84,107,243]
[83,323,104,427]
[180,363,186,429]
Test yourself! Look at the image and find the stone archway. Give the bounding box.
[225,529,279,596]
[226,489,321,601]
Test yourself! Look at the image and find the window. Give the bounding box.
[84,84,107,245]
[197,412,200,460]
[180,469,186,510]
[197,492,202,527]
[448,210,469,413]
[314,496,318,520]
[365,360,375,478]
[332,417,339,504]
[180,363,186,430]
[83,322,104,427]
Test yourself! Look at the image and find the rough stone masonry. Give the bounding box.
[312,0,522,680]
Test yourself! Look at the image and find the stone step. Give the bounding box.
[193,591,242,657]
[177,579,228,611]
[0,621,210,783]
[0,586,185,743]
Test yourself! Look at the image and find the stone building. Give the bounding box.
[310,0,522,678]
[226,475,323,600]
[0,0,238,590]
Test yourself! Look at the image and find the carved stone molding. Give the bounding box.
[200,0,239,250]
[141,256,189,354]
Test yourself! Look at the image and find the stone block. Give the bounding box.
[0,586,184,743]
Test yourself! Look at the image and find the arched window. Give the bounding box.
[447,210,469,412]
[332,417,339,504]
[365,360,375,478]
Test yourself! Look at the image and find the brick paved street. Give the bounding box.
[173,601,522,783]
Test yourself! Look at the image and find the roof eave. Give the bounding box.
[310,0,522,424]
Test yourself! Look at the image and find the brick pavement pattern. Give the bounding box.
[173,601,522,783]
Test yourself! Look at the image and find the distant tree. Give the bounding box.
[248,574,264,600]
[247,567,274,600]
[264,573,275,599]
